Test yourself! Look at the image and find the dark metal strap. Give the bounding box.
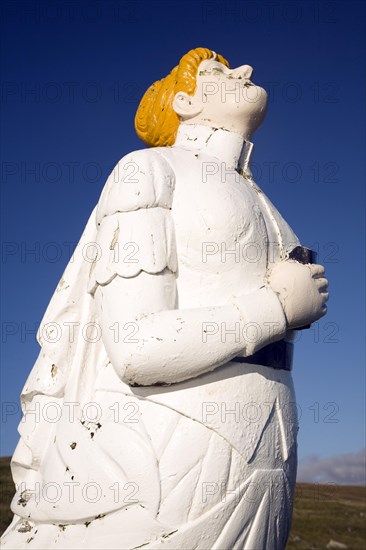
[232,340,293,371]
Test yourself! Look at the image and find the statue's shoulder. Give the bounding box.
[96,147,175,226]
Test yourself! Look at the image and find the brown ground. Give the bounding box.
[287,482,366,549]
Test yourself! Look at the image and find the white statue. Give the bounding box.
[1,48,328,549]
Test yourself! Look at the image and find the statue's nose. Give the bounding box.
[232,65,253,79]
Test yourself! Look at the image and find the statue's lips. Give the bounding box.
[236,83,268,103]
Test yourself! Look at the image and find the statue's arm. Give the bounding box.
[89,149,287,386]
[93,269,287,386]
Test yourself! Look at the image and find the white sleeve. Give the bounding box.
[87,149,177,295]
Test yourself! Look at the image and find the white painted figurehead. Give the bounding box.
[2,47,328,550]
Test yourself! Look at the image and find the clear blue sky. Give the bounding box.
[1,0,365,484]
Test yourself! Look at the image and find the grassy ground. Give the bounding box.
[1,457,365,547]
[287,483,366,549]
[0,457,15,537]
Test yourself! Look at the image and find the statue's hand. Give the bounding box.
[268,261,329,329]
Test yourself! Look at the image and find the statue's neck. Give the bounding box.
[173,124,253,173]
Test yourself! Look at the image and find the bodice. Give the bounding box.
[160,146,299,308]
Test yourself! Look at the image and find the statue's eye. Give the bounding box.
[198,64,227,77]
[199,66,224,77]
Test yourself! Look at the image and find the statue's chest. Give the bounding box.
[170,154,277,271]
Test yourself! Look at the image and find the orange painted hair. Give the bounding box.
[134,47,230,147]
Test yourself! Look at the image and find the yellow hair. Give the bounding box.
[135,47,230,147]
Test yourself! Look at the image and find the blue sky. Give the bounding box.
[1,0,365,484]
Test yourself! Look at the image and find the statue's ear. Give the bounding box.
[172,92,203,119]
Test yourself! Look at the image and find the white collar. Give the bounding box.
[173,124,254,175]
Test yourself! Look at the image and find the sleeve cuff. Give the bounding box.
[230,286,287,355]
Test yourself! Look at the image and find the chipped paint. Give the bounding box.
[17,490,31,507]
[109,225,120,250]
[17,521,32,533]
[56,277,69,292]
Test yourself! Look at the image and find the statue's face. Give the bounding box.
[178,58,268,138]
